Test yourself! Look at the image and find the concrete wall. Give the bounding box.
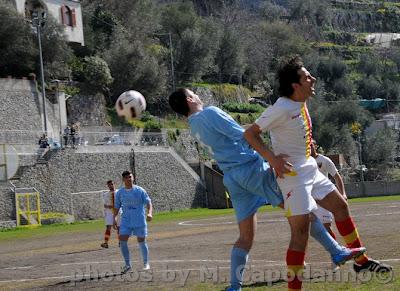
[67,93,108,126]
[0,78,60,142]
[0,79,42,132]
[345,181,400,198]
[0,146,206,222]
[0,186,15,221]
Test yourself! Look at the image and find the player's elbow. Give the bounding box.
[244,125,260,143]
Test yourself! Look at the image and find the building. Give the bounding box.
[12,0,84,45]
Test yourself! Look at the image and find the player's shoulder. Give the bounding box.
[116,187,125,194]
[203,106,224,116]
[134,185,146,192]
[317,154,335,165]
[274,97,298,110]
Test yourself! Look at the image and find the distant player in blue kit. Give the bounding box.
[114,170,153,273]
[169,88,364,291]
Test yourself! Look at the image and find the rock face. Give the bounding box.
[67,93,108,126]
[0,146,206,223]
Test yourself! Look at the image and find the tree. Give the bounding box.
[288,0,332,39]
[364,128,396,168]
[358,53,381,77]
[0,2,72,80]
[311,101,373,154]
[81,56,113,92]
[40,16,73,80]
[102,31,168,106]
[316,57,347,88]
[253,21,309,71]
[160,2,218,83]
[356,77,381,100]
[0,2,37,77]
[215,28,245,83]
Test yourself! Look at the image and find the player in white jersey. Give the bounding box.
[244,56,391,290]
[311,140,347,239]
[169,88,366,291]
[101,180,119,248]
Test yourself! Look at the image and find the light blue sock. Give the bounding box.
[310,218,343,256]
[139,241,149,265]
[230,247,248,290]
[120,240,130,266]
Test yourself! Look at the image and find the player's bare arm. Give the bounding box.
[113,207,119,229]
[244,123,293,178]
[146,202,153,222]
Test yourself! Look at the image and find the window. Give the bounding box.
[61,5,76,27]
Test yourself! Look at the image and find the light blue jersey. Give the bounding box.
[188,106,258,172]
[188,106,283,222]
[115,186,151,228]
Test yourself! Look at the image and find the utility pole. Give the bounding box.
[32,11,48,134]
[168,32,175,91]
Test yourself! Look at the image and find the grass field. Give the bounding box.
[0,195,399,291]
[1,195,399,242]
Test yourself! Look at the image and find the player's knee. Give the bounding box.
[292,225,309,239]
[332,199,349,217]
[237,234,254,249]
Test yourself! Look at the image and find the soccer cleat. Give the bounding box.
[332,247,367,266]
[331,262,340,272]
[143,263,151,270]
[121,265,132,274]
[353,259,393,273]
[225,287,241,291]
[100,242,108,248]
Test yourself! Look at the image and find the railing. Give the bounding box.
[0,130,169,147]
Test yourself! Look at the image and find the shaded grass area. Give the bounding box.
[1,195,399,242]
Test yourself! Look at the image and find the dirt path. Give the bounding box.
[0,200,399,290]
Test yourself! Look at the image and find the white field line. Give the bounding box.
[1,258,399,284]
[178,210,400,226]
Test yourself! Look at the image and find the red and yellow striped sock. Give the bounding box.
[104,229,111,243]
[336,217,369,265]
[287,249,305,291]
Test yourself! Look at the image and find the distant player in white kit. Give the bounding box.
[101,180,119,248]
[311,139,346,240]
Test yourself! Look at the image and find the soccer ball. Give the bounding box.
[115,90,147,120]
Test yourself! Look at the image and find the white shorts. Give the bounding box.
[104,210,120,226]
[278,159,336,217]
[313,207,334,224]
[104,211,114,225]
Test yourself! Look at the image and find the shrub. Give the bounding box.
[167,129,177,144]
[140,111,153,122]
[144,119,162,131]
[222,102,265,113]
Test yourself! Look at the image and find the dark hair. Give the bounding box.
[277,56,304,97]
[168,88,190,116]
[106,180,113,184]
[122,170,132,178]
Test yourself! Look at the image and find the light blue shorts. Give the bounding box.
[119,225,147,237]
[223,157,284,223]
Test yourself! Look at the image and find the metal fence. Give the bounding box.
[0,130,169,147]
